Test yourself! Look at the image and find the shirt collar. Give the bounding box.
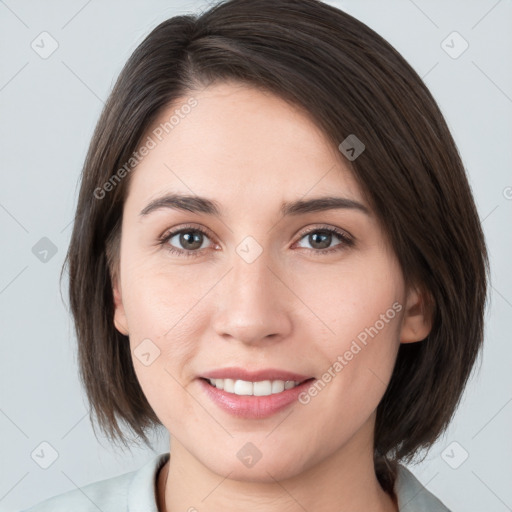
[128,452,169,512]
[394,464,451,511]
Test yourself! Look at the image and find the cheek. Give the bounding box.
[295,289,402,443]
[123,274,203,371]
[130,357,194,429]
[292,252,403,340]
[118,257,200,383]
[124,287,201,427]
[294,255,403,402]
[120,250,205,336]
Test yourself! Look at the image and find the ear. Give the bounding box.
[112,274,129,336]
[399,285,432,344]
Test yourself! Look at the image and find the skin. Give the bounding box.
[112,81,431,512]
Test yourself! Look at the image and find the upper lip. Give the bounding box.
[200,367,313,383]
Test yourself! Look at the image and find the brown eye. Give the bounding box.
[307,231,335,250]
[173,230,206,251]
[295,227,354,255]
[159,226,214,257]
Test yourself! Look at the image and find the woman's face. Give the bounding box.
[113,81,429,481]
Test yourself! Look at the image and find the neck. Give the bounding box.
[157,438,398,512]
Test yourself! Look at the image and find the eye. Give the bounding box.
[158,225,215,258]
[294,226,354,255]
[158,224,354,258]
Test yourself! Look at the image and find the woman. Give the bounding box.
[22,0,488,510]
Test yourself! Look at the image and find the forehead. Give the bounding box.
[126,82,366,212]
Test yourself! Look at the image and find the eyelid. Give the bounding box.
[158,223,216,243]
[159,223,354,243]
[158,222,355,256]
[294,223,354,242]
[157,223,218,257]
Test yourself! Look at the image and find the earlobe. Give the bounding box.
[112,277,129,336]
[399,286,432,344]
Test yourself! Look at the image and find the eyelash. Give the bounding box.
[157,224,354,258]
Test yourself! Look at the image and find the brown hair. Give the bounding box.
[62,0,489,494]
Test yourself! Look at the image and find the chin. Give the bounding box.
[196,444,311,483]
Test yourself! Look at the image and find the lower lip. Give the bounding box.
[198,378,316,419]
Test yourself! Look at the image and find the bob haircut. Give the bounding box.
[63,0,489,493]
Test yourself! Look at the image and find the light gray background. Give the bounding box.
[1,0,511,510]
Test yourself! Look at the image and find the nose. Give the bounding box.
[211,249,293,346]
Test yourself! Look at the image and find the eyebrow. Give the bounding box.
[139,193,370,218]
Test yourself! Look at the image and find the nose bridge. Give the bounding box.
[229,240,281,312]
[227,232,278,295]
[232,248,274,300]
[211,238,292,343]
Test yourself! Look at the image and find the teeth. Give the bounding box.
[208,378,302,396]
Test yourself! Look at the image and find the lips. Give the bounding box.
[198,376,316,419]
[200,367,313,383]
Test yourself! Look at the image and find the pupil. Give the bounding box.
[181,231,202,250]
[310,231,331,249]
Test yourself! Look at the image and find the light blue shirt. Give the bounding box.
[20,452,451,511]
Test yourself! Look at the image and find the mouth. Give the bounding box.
[198,375,317,419]
[200,376,315,397]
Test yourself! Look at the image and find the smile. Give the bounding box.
[199,375,316,419]
[206,378,304,396]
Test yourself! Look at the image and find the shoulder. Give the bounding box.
[19,452,169,512]
[20,471,133,512]
[395,464,452,512]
